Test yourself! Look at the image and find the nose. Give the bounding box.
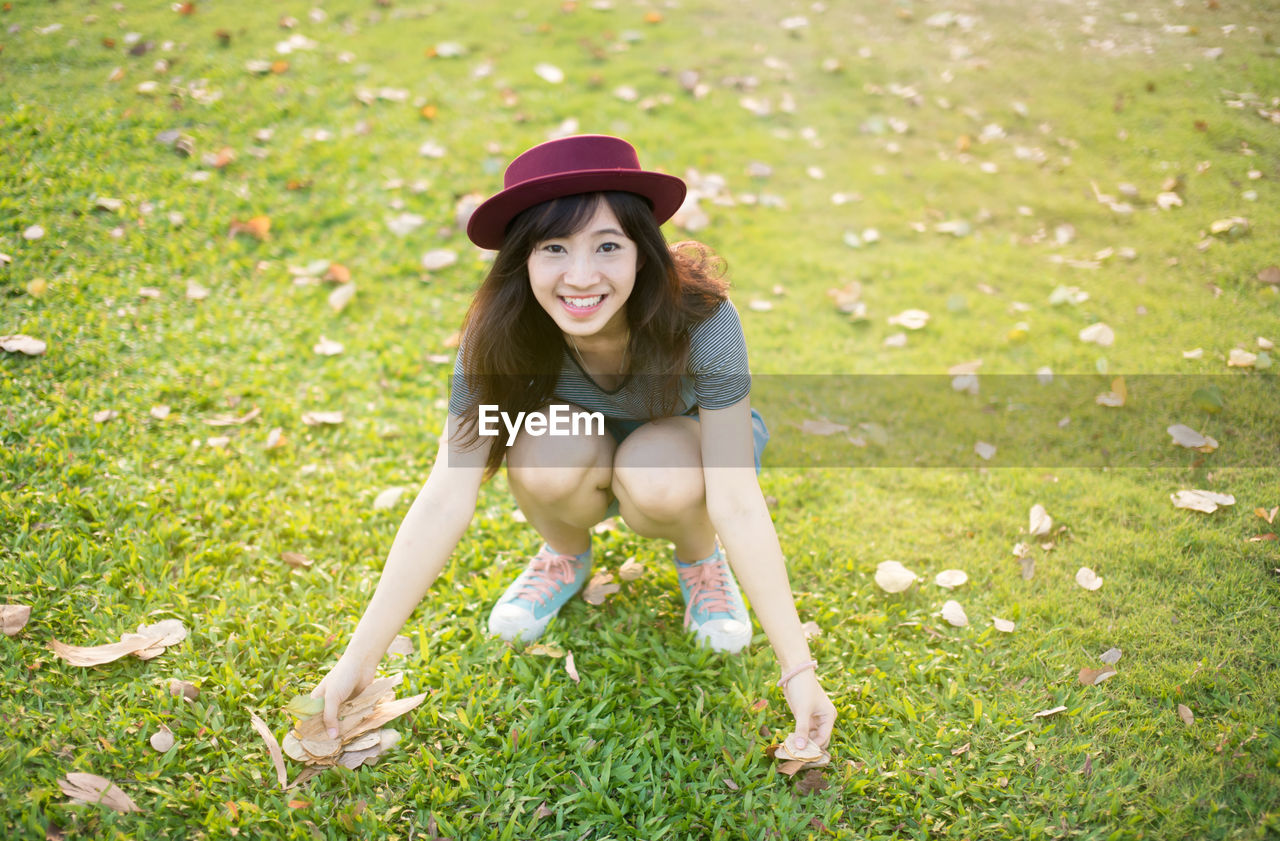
[563,252,598,289]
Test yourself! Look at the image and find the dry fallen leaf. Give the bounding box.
[1078,666,1117,686]
[1033,705,1067,718]
[149,724,176,753]
[618,557,646,581]
[1,604,31,636]
[421,249,458,271]
[565,651,580,683]
[1029,504,1053,537]
[229,216,271,240]
[169,679,200,701]
[373,487,409,510]
[1256,506,1278,524]
[50,633,164,666]
[385,635,414,657]
[941,600,969,627]
[992,617,1015,633]
[328,283,355,313]
[935,569,968,589]
[1171,489,1235,513]
[887,309,930,330]
[58,772,140,813]
[1096,376,1127,408]
[0,334,48,356]
[281,551,313,569]
[974,441,997,461]
[301,411,344,426]
[1075,567,1103,591]
[1078,323,1115,346]
[313,336,344,356]
[874,561,916,593]
[1167,424,1218,453]
[581,572,620,606]
[1099,647,1122,664]
[801,620,823,640]
[248,710,289,789]
[525,642,565,658]
[1176,704,1194,725]
[204,407,262,427]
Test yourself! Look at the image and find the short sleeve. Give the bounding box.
[447,335,475,415]
[687,300,752,409]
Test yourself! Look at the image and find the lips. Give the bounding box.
[560,294,606,315]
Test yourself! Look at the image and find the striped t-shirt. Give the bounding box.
[448,299,752,421]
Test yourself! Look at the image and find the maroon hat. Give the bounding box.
[466,134,687,250]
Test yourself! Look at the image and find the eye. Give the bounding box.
[598,241,622,253]
[540,243,567,254]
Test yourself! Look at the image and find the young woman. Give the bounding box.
[311,135,835,754]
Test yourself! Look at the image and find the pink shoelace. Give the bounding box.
[512,548,580,607]
[678,556,735,629]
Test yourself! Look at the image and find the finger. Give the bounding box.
[323,689,340,739]
[309,680,324,700]
[811,705,836,749]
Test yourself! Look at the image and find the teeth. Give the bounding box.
[563,295,603,308]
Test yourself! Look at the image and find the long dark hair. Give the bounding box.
[456,190,729,477]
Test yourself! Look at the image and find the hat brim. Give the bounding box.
[466,169,687,250]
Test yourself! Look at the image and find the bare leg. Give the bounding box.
[610,417,717,560]
[506,404,615,556]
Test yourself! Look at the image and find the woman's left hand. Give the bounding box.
[782,670,837,751]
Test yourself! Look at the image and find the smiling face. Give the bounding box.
[526,201,638,344]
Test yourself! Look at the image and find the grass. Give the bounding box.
[2,0,1279,838]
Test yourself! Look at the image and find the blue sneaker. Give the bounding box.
[488,545,591,642]
[676,544,752,653]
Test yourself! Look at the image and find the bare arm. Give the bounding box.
[312,414,490,734]
[697,398,811,670]
[699,397,836,748]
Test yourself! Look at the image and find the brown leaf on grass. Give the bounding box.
[49,634,163,666]
[951,742,971,756]
[203,407,262,427]
[776,759,806,777]
[581,572,620,605]
[248,710,288,789]
[795,768,829,795]
[565,651,580,683]
[265,427,286,449]
[525,642,565,658]
[751,698,768,712]
[229,216,271,240]
[1078,667,1117,686]
[1,604,31,636]
[169,679,200,701]
[1258,266,1280,285]
[57,773,140,813]
[1034,705,1068,718]
[1256,506,1278,524]
[1177,704,1195,725]
[281,552,313,569]
[324,263,351,284]
[1249,533,1278,542]
[535,803,554,819]
[149,724,176,753]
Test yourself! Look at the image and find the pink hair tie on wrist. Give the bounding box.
[776,659,818,688]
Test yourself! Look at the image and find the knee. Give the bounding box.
[507,407,612,502]
[612,462,705,522]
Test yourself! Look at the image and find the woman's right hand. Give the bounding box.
[310,652,380,738]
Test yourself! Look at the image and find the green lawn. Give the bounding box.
[2,0,1279,839]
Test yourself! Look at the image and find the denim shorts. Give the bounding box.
[601,408,769,519]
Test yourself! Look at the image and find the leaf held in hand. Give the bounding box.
[284,696,325,718]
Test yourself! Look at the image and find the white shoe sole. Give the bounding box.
[692,618,751,654]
